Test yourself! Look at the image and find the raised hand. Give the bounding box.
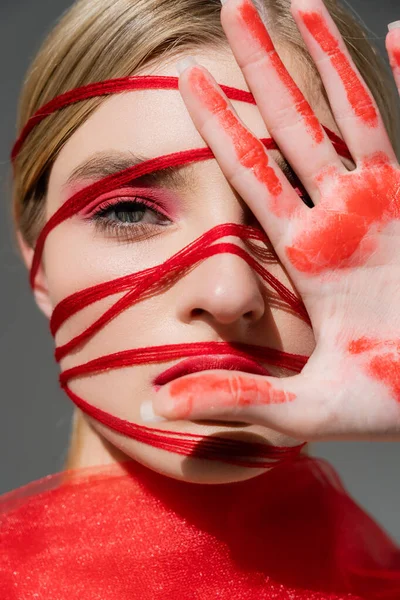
[146,0,400,442]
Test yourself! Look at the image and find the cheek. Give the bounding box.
[41,226,138,362]
[42,225,107,305]
[42,222,156,305]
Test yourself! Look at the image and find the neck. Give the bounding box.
[64,409,128,470]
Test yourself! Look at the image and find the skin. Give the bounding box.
[150,0,400,442]
[387,26,400,90]
[19,18,355,484]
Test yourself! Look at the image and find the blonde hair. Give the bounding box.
[10,0,399,467]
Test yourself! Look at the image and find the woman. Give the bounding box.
[1,0,400,597]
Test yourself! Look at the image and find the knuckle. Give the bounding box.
[229,154,265,187]
[242,48,273,73]
[268,105,306,133]
[228,375,245,415]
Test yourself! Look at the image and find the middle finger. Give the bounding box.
[220,0,347,199]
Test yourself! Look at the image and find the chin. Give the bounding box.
[106,434,272,485]
[90,416,302,485]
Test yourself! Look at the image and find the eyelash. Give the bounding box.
[87,174,313,242]
[89,197,172,241]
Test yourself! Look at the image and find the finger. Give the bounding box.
[149,368,323,439]
[386,23,400,97]
[219,0,346,201]
[177,59,305,258]
[148,365,400,441]
[292,0,397,163]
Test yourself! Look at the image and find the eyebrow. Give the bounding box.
[62,150,195,192]
[62,148,297,193]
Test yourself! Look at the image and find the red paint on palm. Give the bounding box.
[239,0,324,143]
[300,11,378,128]
[349,337,400,403]
[286,153,399,273]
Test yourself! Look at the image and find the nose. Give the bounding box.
[175,240,266,328]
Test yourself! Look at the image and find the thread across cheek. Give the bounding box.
[188,68,283,198]
[300,11,378,128]
[238,0,323,144]
[168,373,296,419]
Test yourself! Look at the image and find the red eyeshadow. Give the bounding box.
[64,185,178,220]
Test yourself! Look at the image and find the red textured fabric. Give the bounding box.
[1,456,400,599]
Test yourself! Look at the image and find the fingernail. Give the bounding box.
[388,21,400,31]
[176,56,198,76]
[140,400,166,424]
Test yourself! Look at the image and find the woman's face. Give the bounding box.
[37,47,339,484]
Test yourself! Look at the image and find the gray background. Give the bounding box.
[0,0,399,541]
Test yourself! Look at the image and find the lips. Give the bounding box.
[153,354,271,388]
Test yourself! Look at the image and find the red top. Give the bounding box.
[1,456,399,599]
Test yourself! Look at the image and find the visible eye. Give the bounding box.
[88,197,172,241]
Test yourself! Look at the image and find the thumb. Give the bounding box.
[142,369,325,440]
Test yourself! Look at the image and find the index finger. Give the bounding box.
[176,60,305,256]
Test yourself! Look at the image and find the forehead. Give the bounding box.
[48,47,328,197]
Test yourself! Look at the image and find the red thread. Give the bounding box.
[12,75,351,164]
[12,75,353,468]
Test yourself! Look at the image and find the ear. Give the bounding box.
[16,230,53,320]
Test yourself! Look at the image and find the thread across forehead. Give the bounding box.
[11,75,351,163]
